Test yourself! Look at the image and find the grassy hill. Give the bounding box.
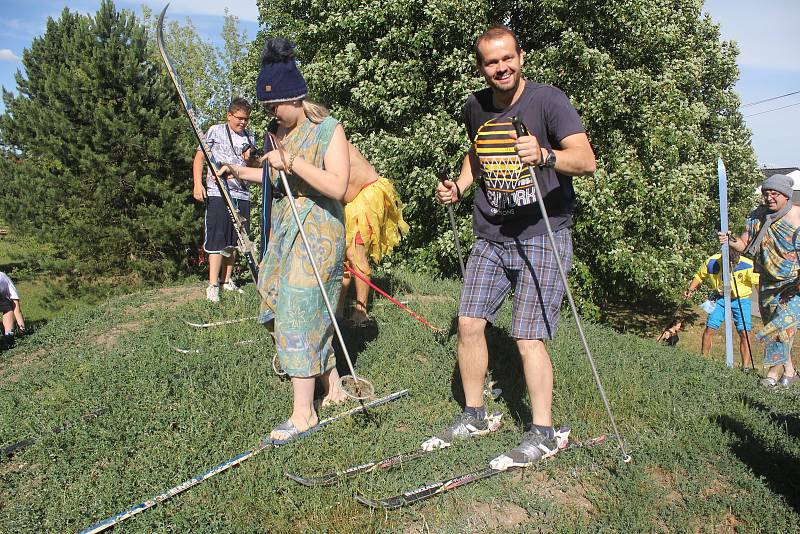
[1,270,799,532]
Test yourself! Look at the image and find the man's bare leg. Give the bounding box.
[222,252,236,284]
[347,244,371,325]
[517,339,553,427]
[336,268,352,318]
[738,330,752,367]
[701,327,714,356]
[458,316,489,408]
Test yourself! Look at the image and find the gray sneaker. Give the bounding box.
[421,411,503,451]
[489,427,571,471]
[779,373,800,388]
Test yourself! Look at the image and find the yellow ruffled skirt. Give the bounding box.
[344,177,409,274]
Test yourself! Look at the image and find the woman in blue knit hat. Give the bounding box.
[224,37,350,442]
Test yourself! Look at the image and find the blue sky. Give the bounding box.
[0,1,797,166]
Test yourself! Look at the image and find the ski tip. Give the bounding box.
[285,472,315,486]
[169,344,200,354]
[354,493,393,509]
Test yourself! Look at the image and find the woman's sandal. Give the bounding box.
[779,373,800,388]
[265,419,316,446]
[759,376,778,388]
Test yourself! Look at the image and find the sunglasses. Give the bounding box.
[264,102,279,116]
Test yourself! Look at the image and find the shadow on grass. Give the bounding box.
[602,300,700,337]
[447,319,530,427]
[333,320,379,377]
[715,414,800,514]
[739,395,800,440]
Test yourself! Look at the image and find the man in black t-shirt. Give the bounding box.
[429,25,596,469]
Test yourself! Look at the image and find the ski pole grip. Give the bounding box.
[436,167,461,201]
[511,116,529,138]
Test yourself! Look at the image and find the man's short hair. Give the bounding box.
[228,97,251,115]
[474,25,522,63]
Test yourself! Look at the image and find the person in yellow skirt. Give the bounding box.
[336,143,409,325]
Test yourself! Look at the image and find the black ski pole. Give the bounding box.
[511,117,631,464]
[436,168,466,279]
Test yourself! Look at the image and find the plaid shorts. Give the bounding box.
[459,229,572,340]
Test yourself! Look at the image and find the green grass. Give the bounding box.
[1,269,799,532]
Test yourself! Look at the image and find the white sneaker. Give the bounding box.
[222,280,244,294]
[206,284,220,303]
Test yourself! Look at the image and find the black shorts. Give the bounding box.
[204,196,251,253]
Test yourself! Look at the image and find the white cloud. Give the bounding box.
[0,49,20,62]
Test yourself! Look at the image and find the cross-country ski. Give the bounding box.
[183,316,258,329]
[355,432,607,509]
[286,411,503,487]
[80,390,409,533]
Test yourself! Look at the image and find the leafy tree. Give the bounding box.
[0,0,197,282]
[252,0,758,316]
[140,5,225,126]
[140,6,251,126]
[220,9,251,103]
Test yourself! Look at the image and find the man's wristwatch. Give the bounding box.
[542,148,556,168]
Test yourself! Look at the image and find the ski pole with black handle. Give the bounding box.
[436,168,466,279]
[511,117,631,464]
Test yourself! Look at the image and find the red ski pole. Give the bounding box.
[344,264,443,333]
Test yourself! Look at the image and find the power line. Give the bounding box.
[742,90,800,108]
[744,101,800,118]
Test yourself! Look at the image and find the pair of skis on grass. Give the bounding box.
[286,416,607,509]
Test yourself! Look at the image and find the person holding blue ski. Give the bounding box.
[722,174,800,388]
[683,246,757,368]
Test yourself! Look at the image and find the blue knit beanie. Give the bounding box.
[256,38,308,103]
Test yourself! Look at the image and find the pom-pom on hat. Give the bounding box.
[256,37,308,103]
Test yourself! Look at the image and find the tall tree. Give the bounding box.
[252,0,758,315]
[140,5,225,126]
[0,0,197,281]
[220,8,251,102]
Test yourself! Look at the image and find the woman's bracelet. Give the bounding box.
[287,153,297,174]
[455,182,462,201]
